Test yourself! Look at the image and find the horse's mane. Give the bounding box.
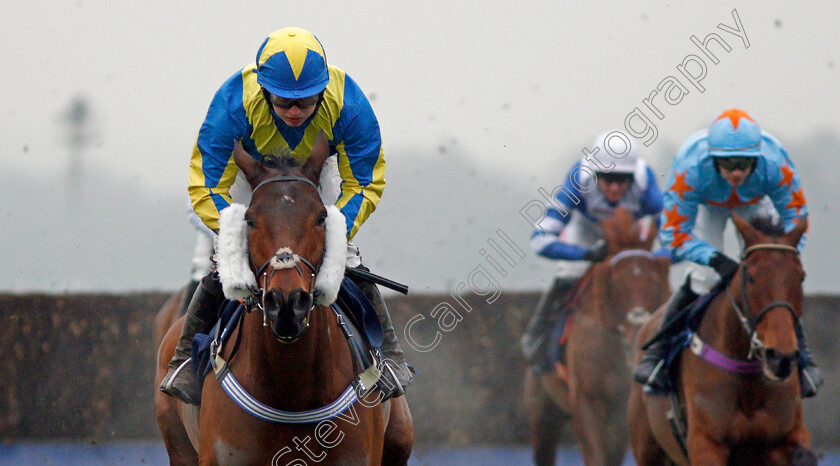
[749,216,786,237]
[260,154,301,174]
[601,208,651,251]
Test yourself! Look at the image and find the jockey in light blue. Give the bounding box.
[632,109,822,397]
[522,131,665,373]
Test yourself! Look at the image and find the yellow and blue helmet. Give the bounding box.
[708,109,762,157]
[255,27,329,98]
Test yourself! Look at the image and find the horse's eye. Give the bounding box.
[245,215,255,228]
[317,212,327,226]
[801,272,806,283]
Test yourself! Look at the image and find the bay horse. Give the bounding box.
[524,208,671,466]
[154,133,413,465]
[154,286,186,346]
[628,214,816,465]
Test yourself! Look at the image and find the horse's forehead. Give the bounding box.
[251,182,318,210]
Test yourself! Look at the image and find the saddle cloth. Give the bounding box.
[656,286,726,394]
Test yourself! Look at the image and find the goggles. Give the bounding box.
[715,156,756,171]
[262,89,321,109]
[597,172,634,185]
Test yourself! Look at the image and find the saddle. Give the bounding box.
[190,277,384,397]
[636,279,728,397]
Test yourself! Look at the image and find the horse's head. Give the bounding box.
[597,209,671,343]
[230,132,343,341]
[730,214,808,382]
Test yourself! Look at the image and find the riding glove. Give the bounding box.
[709,252,739,280]
[582,240,609,262]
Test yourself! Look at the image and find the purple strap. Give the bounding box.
[689,334,762,374]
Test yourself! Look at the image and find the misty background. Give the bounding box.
[2,1,839,295]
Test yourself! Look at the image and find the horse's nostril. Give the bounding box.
[289,289,313,314]
[264,290,286,310]
[763,348,798,380]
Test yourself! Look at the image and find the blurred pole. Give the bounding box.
[62,95,92,205]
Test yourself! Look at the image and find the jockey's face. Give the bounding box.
[263,90,320,127]
[597,173,633,203]
[716,157,756,187]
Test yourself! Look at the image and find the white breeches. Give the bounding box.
[680,196,778,294]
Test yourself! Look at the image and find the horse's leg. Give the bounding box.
[382,397,414,466]
[628,314,674,466]
[154,318,199,465]
[764,423,817,466]
[685,432,729,466]
[627,385,672,465]
[524,370,565,466]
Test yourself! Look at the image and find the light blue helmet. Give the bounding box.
[255,27,329,98]
[707,109,762,157]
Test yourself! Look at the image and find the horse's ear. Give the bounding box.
[732,213,761,245]
[642,222,657,251]
[233,142,262,188]
[301,130,330,186]
[783,216,808,246]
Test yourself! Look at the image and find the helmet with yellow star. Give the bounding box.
[255,27,329,98]
[708,109,762,157]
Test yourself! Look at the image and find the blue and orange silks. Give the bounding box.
[660,129,807,265]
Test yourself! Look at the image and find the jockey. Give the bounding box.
[632,109,823,397]
[522,131,664,373]
[160,27,412,405]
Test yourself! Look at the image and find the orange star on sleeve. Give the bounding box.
[778,164,795,187]
[663,205,690,231]
[671,231,692,249]
[786,188,807,214]
[669,170,694,200]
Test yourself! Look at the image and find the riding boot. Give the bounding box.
[632,276,698,392]
[796,322,824,398]
[177,279,201,317]
[521,278,577,370]
[159,272,225,405]
[352,272,413,401]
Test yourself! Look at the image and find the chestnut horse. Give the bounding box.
[524,209,671,466]
[154,134,413,465]
[153,287,185,347]
[628,215,816,465]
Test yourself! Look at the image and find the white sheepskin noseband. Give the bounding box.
[215,203,347,305]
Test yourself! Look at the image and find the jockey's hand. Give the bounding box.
[583,240,609,262]
[709,252,739,280]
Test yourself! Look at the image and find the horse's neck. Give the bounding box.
[581,265,619,327]
[700,285,752,358]
[236,307,353,409]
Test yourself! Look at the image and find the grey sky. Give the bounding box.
[2,1,839,293]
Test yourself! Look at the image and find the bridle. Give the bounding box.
[726,243,800,360]
[243,175,323,332]
[609,249,660,327]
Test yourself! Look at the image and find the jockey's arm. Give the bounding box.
[332,76,385,241]
[639,165,665,229]
[188,79,246,234]
[530,211,591,261]
[763,145,808,251]
[659,169,718,266]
